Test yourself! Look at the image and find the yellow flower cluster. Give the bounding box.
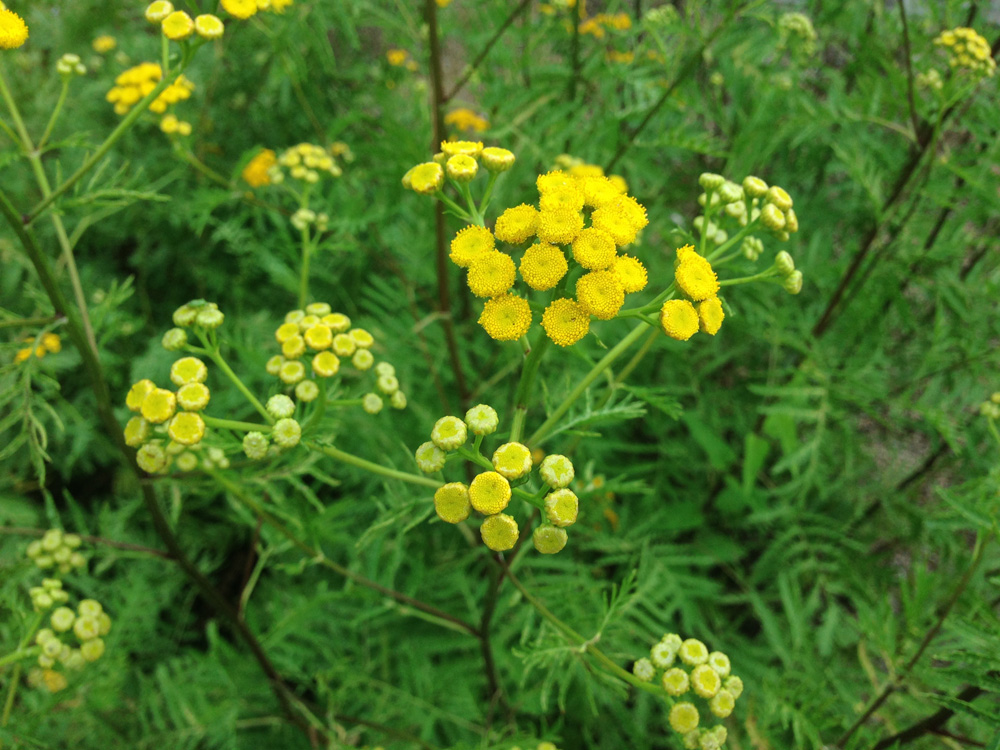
[214,0,292,20]
[579,11,632,38]
[105,62,194,116]
[145,3,225,42]
[445,108,489,134]
[418,405,579,554]
[26,529,85,575]
[632,634,743,749]
[467,161,648,346]
[14,332,61,364]
[661,245,724,342]
[242,148,277,187]
[29,596,111,693]
[266,143,345,186]
[267,302,406,415]
[934,27,996,78]
[386,48,419,71]
[0,6,28,50]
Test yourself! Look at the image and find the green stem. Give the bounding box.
[436,190,474,223]
[174,143,233,188]
[456,445,493,471]
[527,321,651,447]
[510,331,551,443]
[0,646,40,671]
[1,611,44,727]
[202,415,271,433]
[0,315,59,329]
[210,470,478,637]
[298,227,312,309]
[718,268,779,286]
[199,336,273,423]
[478,172,499,215]
[306,441,443,489]
[37,78,70,151]
[706,217,760,262]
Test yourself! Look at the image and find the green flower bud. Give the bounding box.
[662,666,690,695]
[295,379,320,403]
[742,175,768,198]
[162,328,188,351]
[760,203,786,232]
[73,616,101,642]
[265,355,284,375]
[415,441,447,473]
[723,674,743,699]
[41,529,63,552]
[678,638,709,666]
[775,251,795,276]
[532,524,568,554]
[175,451,198,472]
[390,390,407,410]
[465,404,499,436]
[691,664,722,698]
[172,304,198,327]
[709,688,736,718]
[785,207,799,233]
[765,185,793,212]
[724,200,746,218]
[718,181,743,204]
[669,702,700,734]
[632,656,655,682]
[81,638,105,662]
[33,592,54,611]
[266,394,295,419]
[707,651,731,677]
[362,393,384,414]
[539,454,574,489]
[544,489,579,527]
[698,173,725,191]
[242,431,269,460]
[272,418,301,448]
[783,270,803,295]
[51,607,75,632]
[195,306,224,329]
[741,236,763,261]
[136,442,168,473]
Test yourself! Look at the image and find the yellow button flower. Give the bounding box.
[539,454,574,488]
[519,242,567,291]
[352,349,374,370]
[678,638,709,666]
[242,149,276,187]
[494,204,538,244]
[303,324,332,350]
[450,225,496,268]
[479,294,531,341]
[321,312,351,332]
[349,328,374,349]
[575,270,625,320]
[434,482,471,524]
[161,11,194,40]
[571,227,617,270]
[279,360,306,384]
[415,441,446,473]
[167,412,205,446]
[431,416,467,451]
[544,488,578,527]
[536,170,574,194]
[662,667,690,696]
[332,333,356,357]
[539,185,585,213]
[691,664,721,698]
[282,334,306,359]
[537,208,583,245]
[467,251,516,298]
[275,322,300,342]
[404,162,444,195]
[176,382,210,411]
[580,175,621,208]
[169,357,208,386]
[480,513,518,551]
[709,689,736,718]
[440,140,482,157]
[724,675,743,699]
[194,14,224,39]
[532,524,568,554]
[140,388,177,424]
[479,147,515,172]
[123,416,151,447]
[611,254,648,293]
[492,442,532,480]
[660,299,699,341]
[362,393,383,414]
[145,1,174,23]
[591,195,648,246]
[126,379,156,412]
[221,0,258,19]
[675,253,719,301]
[465,404,498,435]
[136,443,168,473]
[542,298,590,347]
[469,471,511,515]
[446,154,478,182]
[272,418,301,448]
[708,651,731,677]
[668,702,699,735]
[312,351,341,377]
[698,297,724,335]
[92,35,117,53]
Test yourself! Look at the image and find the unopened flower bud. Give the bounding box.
[742,175,768,198]
[783,269,803,294]
[760,203,786,232]
[161,327,187,351]
[698,173,725,191]
[775,251,795,276]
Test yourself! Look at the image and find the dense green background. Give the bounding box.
[2,1,999,748]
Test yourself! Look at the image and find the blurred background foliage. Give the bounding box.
[1,0,999,748]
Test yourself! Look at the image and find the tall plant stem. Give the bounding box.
[0,188,323,745]
[0,612,43,726]
[510,332,550,443]
[528,321,652,447]
[834,531,993,748]
[210,471,479,637]
[442,0,532,102]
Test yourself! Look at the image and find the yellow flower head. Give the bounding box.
[312,351,340,378]
[350,328,374,349]
[362,393,383,414]
[194,14,225,39]
[322,312,351,332]
[480,513,519,551]
[479,146,515,173]
[710,689,736,718]
[221,0,258,19]
[445,108,489,133]
[494,204,538,244]
[519,242,568,291]
[659,299,699,341]
[469,471,511,515]
[591,195,648,246]
[434,482,470,524]
[662,667,690,696]
[169,357,208,386]
[467,251,516,298]
[580,175,623,208]
[575,269,625,320]
[386,49,408,66]
[539,185,585,213]
[404,162,444,195]
[612,254,648,293]
[708,651,731,677]
[332,333,356,357]
[176,382,210,411]
[126,379,156,412]
[532,525,568,554]
[161,11,195,41]
[440,140,483,157]
[303,324,333,350]
[536,170,575,195]
[465,404,498,435]
[725,675,744,700]
[544,488,578,527]
[450,225,496,267]
[679,638,709,666]
[537,208,584,245]
[140,388,177,424]
[123,416,151,447]
[0,8,28,49]
[492,442,532,480]
[542,298,590,347]
[446,154,478,182]
[272,418,301,448]
[282,334,306,359]
[415,441,447,473]
[431,415,467,451]
[691,664,721,698]
[668,703,700,735]
[571,227,617,270]
[698,297,724,335]
[675,252,719,301]
[479,294,532,341]
[167,412,205,446]
[539,454,574,488]
[279,360,306,385]
[351,349,374,370]
[92,35,116,53]
[136,443,168,474]
[145,1,174,23]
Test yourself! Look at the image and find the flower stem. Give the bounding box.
[298,226,313,309]
[198,333,273,423]
[202,415,271,433]
[305,441,443,489]
[37,78,69,151]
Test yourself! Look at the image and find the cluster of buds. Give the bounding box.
[159,113,192,136]
[105,62,194,116]
[29,578,71,611]
[403,140,516,196]
[145,2,225,42]
[934,27,996,79]
[13,331,61,364]
[697,172,800,245]
[26,529,85,574]
[978,392,1000,420]
[268,142,344,186]
[632,634,743,749]
[29,598,111,693]
[777,12,818,58]
[56,53,86,77]
[416,405,579,554]
[290,208,330,232]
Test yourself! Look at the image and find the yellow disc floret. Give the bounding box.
[440,140,483,157]
[575,270,625,320]
[123,417,151,448]
[479,294,532,341]
[194,14,225,39]
[662,667,690,696]
[176,382,210,411]
[450,225,496,267]
[415,441,447,473]
[431,416,467,451]
[468,471,511,515]
[312,351,340,377]
[698,297,724,335]
[678,638,709,666]
[519,242,568,291]
[169,357,208,386]
[467,251,516,298]
[494,204,539,244]
[480,513,519,551]
[571,228,617,270]
[675,252,719,301]
[542,298,590,347]
[221,0,257,19]
[660,299,699,341]
[303,324,333,350]
[0,8,29,49]
[161,10,194,40]
[126,379,156,412]
[537,208,583,245]
[544,488,579,527]
[167,412,205,446]
[612,254,648,293]
[591,195,648,246]
[668,703,700,735]
[492,442,532,480]
[140,388,176,424]
[479,147,515,172]
[406,162,444,195]
[532,525,568,554]
[434,482,470,524]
